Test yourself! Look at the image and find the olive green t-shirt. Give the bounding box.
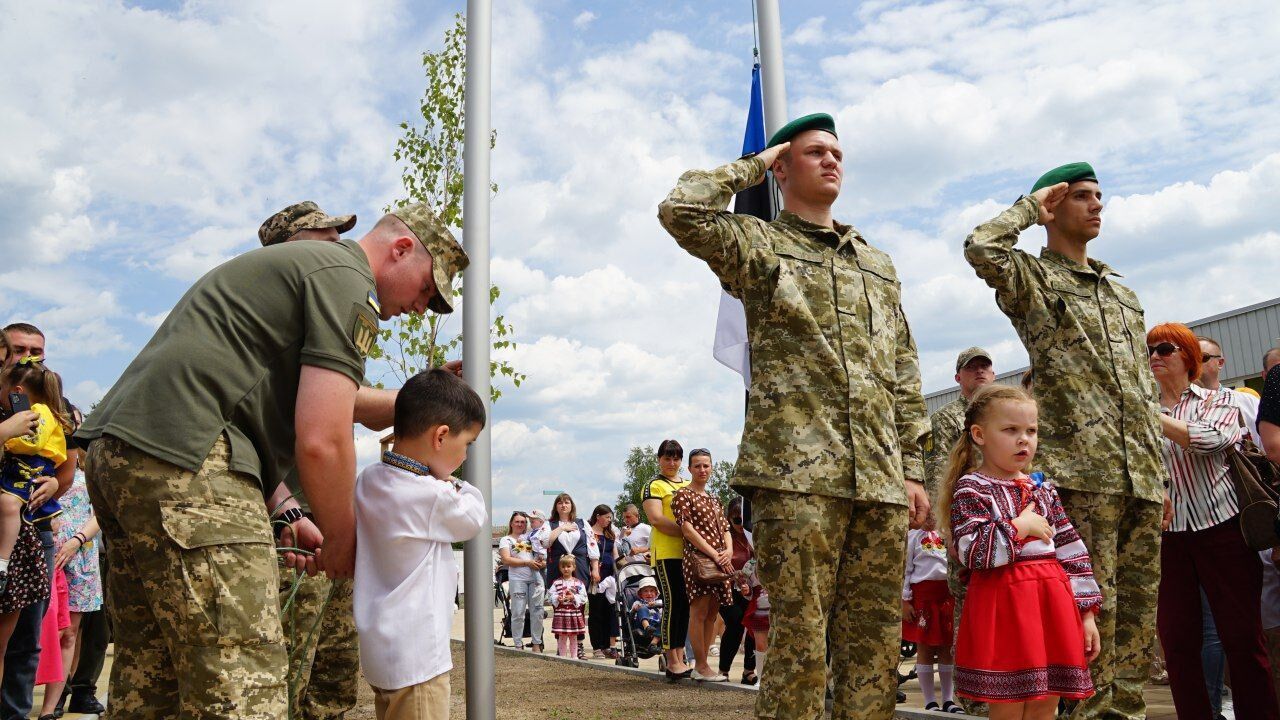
[76,239,379,495]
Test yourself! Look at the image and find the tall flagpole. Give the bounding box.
[462,1,494,719]
[753,0,787,138]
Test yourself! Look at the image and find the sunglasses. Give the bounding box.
[1202,353,1222,363]
[1147,342,1180,357]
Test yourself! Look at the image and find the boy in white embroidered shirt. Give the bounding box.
[354,368,487,720]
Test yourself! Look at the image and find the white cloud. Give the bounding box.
[572,11,597,30]
[789,17,826,46]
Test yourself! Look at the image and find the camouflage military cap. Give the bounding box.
[391,203,470,314]
[258,201,356,247]
[1031,162,1097,193]
[766,112,837,149]
[956,346,993,372]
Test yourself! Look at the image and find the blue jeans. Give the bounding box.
[508,577,545,648]
[0,529,55,720]
[1202,586,1226,714]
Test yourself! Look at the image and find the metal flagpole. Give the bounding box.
[462,0,495,718]
[753,0,788,139]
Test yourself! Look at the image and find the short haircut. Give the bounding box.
[656,439,683,459]
[0,332,10,361]
[3,323,43,338]
[1146,322,1201,382]
[393,368,486,439]
[622,503,639,516]
[1264,347,1280,372]
[1196,335,1223,354]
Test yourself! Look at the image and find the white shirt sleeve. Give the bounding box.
[420,481,486,543]
[587,528,600,561]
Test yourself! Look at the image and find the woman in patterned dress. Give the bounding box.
[672,448,733,682]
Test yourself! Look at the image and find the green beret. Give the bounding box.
[766,112,837,149]
[391,202,470,314]
[1031,162,1097,193]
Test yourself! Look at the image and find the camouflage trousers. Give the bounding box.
[85,434,287,719]
[751,490,906,720]
[947,561,987,717]
[280,570,359,720]
[1059,489,1162,720]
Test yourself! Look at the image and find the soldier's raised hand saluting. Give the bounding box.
[1032,181,1070,225]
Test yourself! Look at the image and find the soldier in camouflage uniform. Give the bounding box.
[75,203,468,719]
[659,113,931,720]
[258,202,362,720]
[963,163,1168,719]
[926,347,994,716]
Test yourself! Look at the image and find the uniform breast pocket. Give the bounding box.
[771,248,834,333]
[855,257,902,377]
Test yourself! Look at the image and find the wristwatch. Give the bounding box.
[277,507,304,525]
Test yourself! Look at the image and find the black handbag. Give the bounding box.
[1227,415,1280,550]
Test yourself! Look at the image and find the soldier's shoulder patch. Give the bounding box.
[351,305,378,358]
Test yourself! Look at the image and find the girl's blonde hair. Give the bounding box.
[938,383,1036,544]
[1,359,73,434]
[558,555,577,570]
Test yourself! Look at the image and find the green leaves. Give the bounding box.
[373,14,525,402]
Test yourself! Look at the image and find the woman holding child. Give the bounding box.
[1148,322,1280,719]
[672,448,733,683]
[499,511,544,653]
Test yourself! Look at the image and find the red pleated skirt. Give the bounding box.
[955,559,1094,703]
[902,579,955,646]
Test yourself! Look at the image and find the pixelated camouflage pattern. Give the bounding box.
[259,202,356,247]
[391,202,470,314]
[84,434,287,719]
[963,197,1169,502]
[1058,490,1162,720]
[752,491,907,719]
[926,396,967,499]
[280,572,359,720]
[658,156,928,504]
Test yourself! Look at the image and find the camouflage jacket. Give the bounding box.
[926,396,967,497]
[658,156,928,505]
[963,197,1168,501]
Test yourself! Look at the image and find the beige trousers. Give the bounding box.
[372,673,450,720]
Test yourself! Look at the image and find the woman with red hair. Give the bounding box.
[1149,322,1280,719]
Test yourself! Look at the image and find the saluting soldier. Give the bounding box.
[257,201,362,720]
[964,163,1168,719]
[75,202,468,719]
[659,113,931,720]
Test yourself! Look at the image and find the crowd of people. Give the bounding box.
[0,323,108,720]
[496,442,767,686]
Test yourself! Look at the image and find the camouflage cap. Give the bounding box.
[258,201,356,247]
[391,203,470,314]
[956,346,993,372]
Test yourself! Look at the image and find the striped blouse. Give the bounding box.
[1161,384,1243,532]
[951,472,1102,612]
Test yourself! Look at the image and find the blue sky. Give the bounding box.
[4,0,1280,521]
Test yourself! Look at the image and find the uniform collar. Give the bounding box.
[775,210,863,252]
[382,450,431,476]
[1038,247,1121,279]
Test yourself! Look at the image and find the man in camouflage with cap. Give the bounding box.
[659,113,931,720]
[964,163,1168,719]
[257,201,364,720]
[75,202,468,719]
[925,346,995,716]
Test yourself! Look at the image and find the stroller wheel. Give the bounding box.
[658,655,667,672]
[900,640,917,659]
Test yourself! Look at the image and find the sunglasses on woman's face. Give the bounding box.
[1147,342,1179,357]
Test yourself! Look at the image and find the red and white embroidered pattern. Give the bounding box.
[956,664,1094,700]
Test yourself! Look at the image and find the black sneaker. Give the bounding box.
[67,695,106,715]
[925,701,941,711]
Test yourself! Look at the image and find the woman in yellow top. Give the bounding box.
[642,439,691,679]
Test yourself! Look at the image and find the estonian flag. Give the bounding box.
[712,63,774,387]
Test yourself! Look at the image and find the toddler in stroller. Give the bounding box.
[630,577,663,651]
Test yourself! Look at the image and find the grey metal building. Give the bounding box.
[925,295,1280,414]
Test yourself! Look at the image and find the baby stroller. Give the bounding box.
[493,564,536,647]
[613,539,664,668]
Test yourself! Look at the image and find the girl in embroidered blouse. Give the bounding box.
[939,384,1102,719]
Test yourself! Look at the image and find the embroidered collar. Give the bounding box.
[382,450,431,476]
[970,470,1051,489]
